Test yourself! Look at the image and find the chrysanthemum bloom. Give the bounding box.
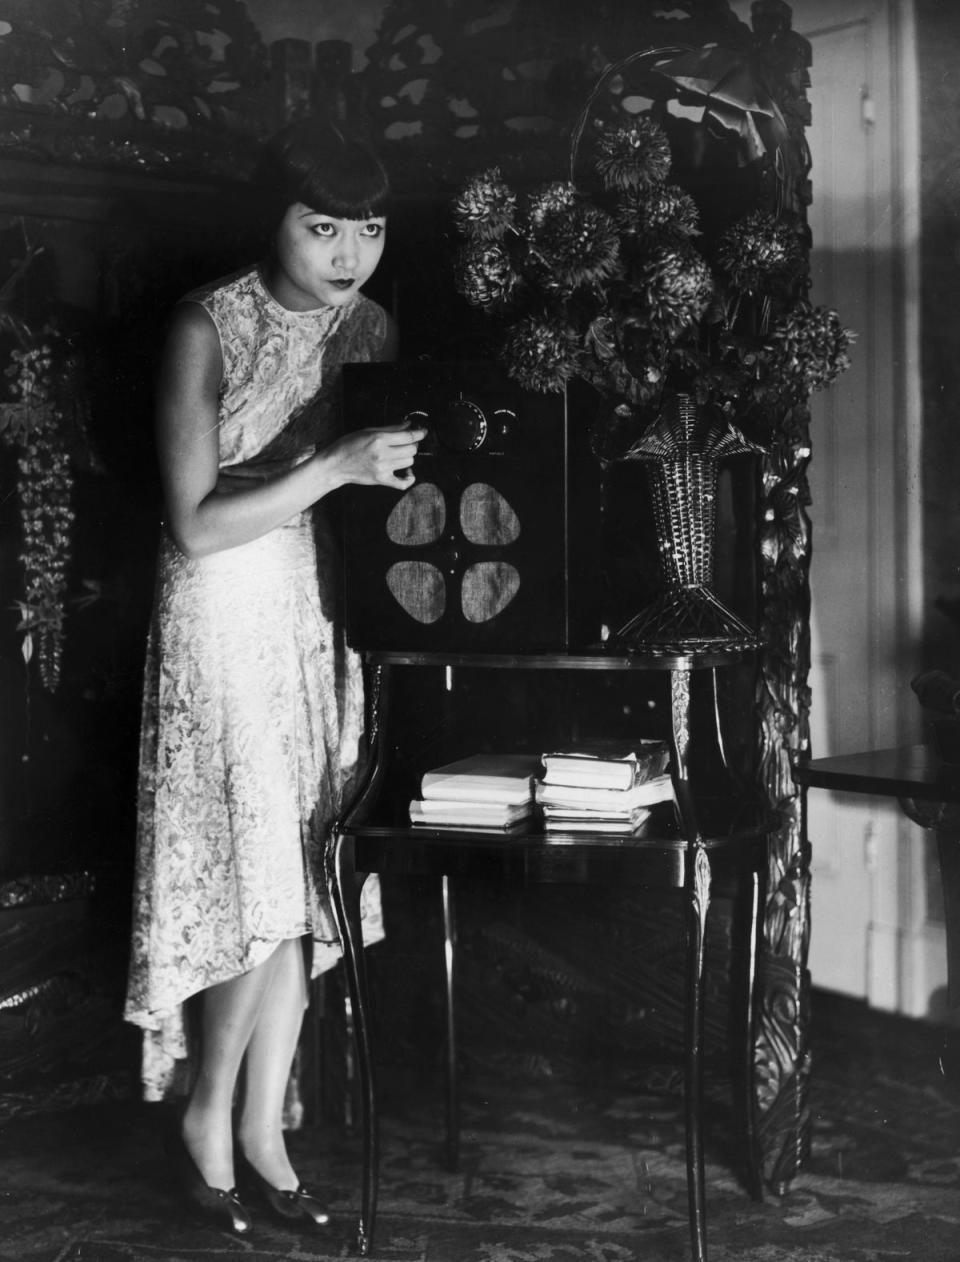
[529,202,620,289]
[453,167,517,241]
[764,304,855,396]
[615,183,700,245]
[633,245,715,340]
[593,115,672,192]
[716,211,804,294]
[502,315,580,393]
[524,181,579,229]
[454,240,519,311]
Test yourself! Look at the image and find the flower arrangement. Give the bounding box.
[0,247,99,691]
[452,51,854,458]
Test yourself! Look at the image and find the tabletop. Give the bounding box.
[793,744,960,804]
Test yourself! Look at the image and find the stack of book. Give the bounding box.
[409,753,541,831]
[535,738,673,834]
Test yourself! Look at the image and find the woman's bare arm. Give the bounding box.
[156,303,423,559]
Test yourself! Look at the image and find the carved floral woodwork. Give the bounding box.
[360,0,752,192]
[0,0,273,174]
[748,0,815,1190]
[0,868,94,907]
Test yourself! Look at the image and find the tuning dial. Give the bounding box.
[438,398,488,453]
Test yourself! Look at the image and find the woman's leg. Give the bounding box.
[236,936,309,1190]
[181,949,283,1190]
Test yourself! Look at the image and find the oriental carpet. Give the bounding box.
[1,991,958,1262]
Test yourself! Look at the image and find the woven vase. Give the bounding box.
[613,394,763,655]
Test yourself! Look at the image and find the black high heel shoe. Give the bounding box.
[164,1125,253,1235]
[236,1151,330,1228]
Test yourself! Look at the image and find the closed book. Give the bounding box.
[544,811,652,834]
[409,798,533,827]
[411,820,529,833]
[535,773,674,812]
[541,739,669,789]
[420,753,540,804]
[543,806,651,832]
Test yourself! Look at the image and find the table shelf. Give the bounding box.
[365,648,744,671]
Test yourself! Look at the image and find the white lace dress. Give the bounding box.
[124,266,387,1100]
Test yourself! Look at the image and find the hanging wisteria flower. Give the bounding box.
[17,434,74,691]
[455,240,519,311]
[593,115,672,192]
[763,304,855,396]
[502,315,580,393]
[2,342,77,691]
[615,183,700,245]
[633,246,715,340]
[452,166,517,241]
[528,202,620,289]
[524,181,579,229]
[716,211,804,294]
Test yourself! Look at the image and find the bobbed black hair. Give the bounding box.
[251,115,391,236]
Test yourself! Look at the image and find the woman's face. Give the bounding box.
[267,202,387,311]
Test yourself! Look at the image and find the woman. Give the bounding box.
[124,116,424,1234]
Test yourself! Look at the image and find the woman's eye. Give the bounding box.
[361,223,384,237]
[311,222,336,237]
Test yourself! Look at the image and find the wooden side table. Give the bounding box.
[793,745,960,1006]
[326,649,773,1261]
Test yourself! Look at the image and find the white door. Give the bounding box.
[731,0,926,1009]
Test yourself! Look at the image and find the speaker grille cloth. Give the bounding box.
[386,482,445,545]
[382,482,522,624]
[461,562,520,623]
[386,561,445,623]
[460,483,521,545]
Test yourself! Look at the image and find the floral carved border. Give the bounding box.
[748,0,815,1191]
[0,0,272,177]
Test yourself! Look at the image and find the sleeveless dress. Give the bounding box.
[124,265,388,1100]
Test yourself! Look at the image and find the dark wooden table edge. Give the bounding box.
[793,744,960,804]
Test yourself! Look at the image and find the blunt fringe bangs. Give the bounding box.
[254,117,390,229]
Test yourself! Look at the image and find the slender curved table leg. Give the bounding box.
[441,873,459,1169]
[328,828,378,1257]
[685,842,711,1262]
[670,666,709,1262]
[742,869,766,1201]
[710,666,729,770]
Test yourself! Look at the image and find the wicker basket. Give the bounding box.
[612,394,762,656]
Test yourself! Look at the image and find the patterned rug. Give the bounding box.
[2,992,959,1262]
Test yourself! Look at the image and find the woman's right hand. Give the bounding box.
[156,301,426,558]
[323,423,428,490]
